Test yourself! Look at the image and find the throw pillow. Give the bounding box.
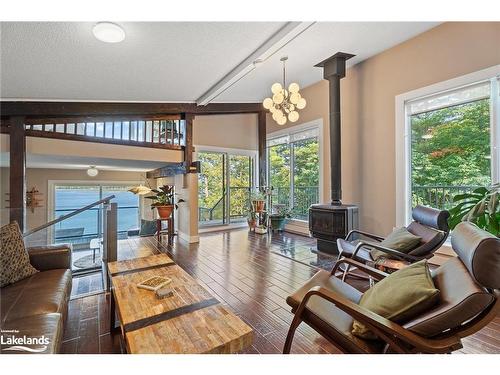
[1,221,38,287]
[352,260,439,340]
[139,219,157,236]
[370,227,421,260]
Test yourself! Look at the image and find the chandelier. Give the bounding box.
[263,56,306,125]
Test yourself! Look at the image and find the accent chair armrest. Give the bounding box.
[28,244,72,271]
[331,257,389,280]
[296,286,462,353]
[345,229,384,242]
[353,241,421,262]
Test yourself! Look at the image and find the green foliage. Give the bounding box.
[268,138,319,219]
[411,99,491,188]
[145,185,179,209]
[448,184,500,236]
[197,152,252,221]
[270,204,292,218]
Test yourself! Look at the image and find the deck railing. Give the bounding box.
[272,186,319,220]
[412,185,481,211]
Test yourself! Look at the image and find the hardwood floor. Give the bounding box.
[62,229,500,354]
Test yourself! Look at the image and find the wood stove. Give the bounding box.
[309,52,359,255]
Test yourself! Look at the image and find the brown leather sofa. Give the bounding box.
[1,244,72,354]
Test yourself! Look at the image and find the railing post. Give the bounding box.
[102,202,117,292]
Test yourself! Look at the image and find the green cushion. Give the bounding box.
[139,219,157,236]
[352,260,439,340]
[370,227,421,260]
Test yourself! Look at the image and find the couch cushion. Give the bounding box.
[370,227,421,261]
[403,257,495,337]
[352,260,440,340]
[0,313,63,354]
[1,222,38,287]
[337,239,373,262]
[1,269,72,324]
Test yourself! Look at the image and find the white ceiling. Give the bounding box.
[0,152,166,171]
[0,22,440,103]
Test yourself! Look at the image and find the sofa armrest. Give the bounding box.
[28,244,72,271]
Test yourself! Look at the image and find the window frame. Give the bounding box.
[266,118,324,223]
[395,65,500,226]
[47,179,143,240]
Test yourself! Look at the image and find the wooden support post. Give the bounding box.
[258,111,267,188]
[184,113,194,172]
[9,116,26,230]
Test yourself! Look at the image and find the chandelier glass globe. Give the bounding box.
[262,57,306,126]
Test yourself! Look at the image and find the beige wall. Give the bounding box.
[194,113,258,150]
[267,22,500,234]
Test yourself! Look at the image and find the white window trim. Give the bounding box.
[266,118,324,226]
[395,64,500,226]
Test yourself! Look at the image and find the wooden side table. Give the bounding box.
[156,216,174,244]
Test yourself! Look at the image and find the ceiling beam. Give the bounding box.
[0,101,263,118]
[196,22,315,106]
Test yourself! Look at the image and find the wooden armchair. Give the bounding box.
[284,222,500,354]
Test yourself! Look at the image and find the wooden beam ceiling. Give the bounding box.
[0,101,263,118]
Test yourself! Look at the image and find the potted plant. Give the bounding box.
[250,190,267,212]
[247,210,257,231]
[449,184,500,236]
[146,185,178,219]
[269,204,291,232]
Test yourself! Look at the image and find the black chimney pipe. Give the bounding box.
[315,52,355,205]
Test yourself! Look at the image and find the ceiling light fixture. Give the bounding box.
[92,22,125,43]
[87,166,99,177]
[263,56,306,126]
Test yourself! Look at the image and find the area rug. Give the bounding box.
[73,254,102,269]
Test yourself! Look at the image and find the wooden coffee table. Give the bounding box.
[108,254,253,354]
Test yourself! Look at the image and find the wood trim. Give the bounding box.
[9,116,26,230]
[0,101,263,117]
[146,163,186,179]
[23,130,184,150]
[184,113,194,171]
[258,111,267,187]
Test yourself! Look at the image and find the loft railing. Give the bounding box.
[272,186,319,220]
[1,115,185,149]
[23,195,118,287]
[412,185,482,211]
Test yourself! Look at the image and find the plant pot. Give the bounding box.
[247,218,257,229]
[156,205,174,219]
[252,200,266,212]
[255,226,267,235]
[270,216,287,231]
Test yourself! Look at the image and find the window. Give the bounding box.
[396,67,500,225]
[53,183,140,243]
[267,125,320,220]
[197,149,255,226]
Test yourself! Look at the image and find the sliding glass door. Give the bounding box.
[198,151,254,226]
